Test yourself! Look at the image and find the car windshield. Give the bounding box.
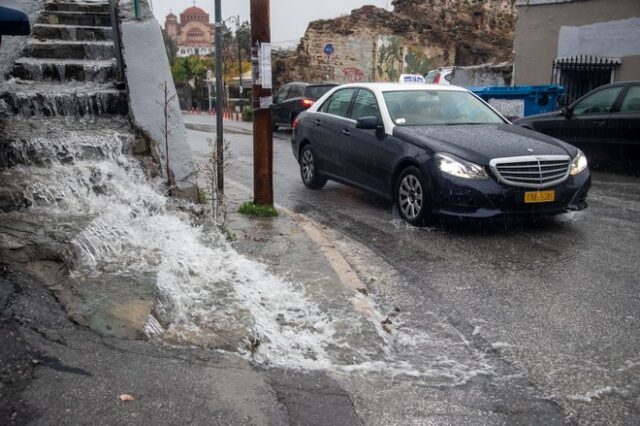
[305,85,336,100]
[383,90,505,126]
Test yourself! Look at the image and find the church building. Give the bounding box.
[164,4,214,57]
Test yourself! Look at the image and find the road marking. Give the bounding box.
[225,178,388,328]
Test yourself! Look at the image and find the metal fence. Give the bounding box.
[552,55,620,105]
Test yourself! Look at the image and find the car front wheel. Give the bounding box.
[300,145,327,190]
[396,166,432,226]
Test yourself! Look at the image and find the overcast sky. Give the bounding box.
[151,0,392,47]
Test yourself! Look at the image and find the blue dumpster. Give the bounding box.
[469,85,565,121]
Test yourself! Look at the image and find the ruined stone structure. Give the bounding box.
[274,0,516,87]
[164,5,214,57]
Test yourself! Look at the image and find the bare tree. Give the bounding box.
[193,137,232,228]
[159,81,178,193]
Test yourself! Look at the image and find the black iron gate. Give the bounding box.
[552,55,620,105]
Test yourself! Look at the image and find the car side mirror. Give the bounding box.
[562,106,573,119]
[0,6,31,47]
[557,95,568,108]
[356,116,383,130]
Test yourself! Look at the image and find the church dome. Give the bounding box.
[182,6,208,17]
[180,5,209,24]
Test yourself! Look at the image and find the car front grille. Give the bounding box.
[489,155,571,188]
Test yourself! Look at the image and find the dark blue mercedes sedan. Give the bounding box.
[291,83,591,226]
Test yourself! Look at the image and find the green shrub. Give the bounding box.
[238,201,278,217]
[242,107,253,122]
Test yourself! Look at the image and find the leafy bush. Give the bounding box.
[238,202,278,217]
[242,107,253,122]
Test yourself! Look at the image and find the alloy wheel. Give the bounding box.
[301,149,314,184]
[399,174,423,220]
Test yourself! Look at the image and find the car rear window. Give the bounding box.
[322,88,357,118]
[619,86,640,113]
[424,71,438,84]
[305,85,337,100]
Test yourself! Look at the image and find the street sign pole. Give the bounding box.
[214,0,224,192]
[207,69,213,113]
[250,0,273,206]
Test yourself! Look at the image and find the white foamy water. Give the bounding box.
[12,126,493,385]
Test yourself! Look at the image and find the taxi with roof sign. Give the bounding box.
[291,80,590,225]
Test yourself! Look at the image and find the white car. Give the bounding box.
[425,68,453,85]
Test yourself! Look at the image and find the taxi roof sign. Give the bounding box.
[399,74,426,84]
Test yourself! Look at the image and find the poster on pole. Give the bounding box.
[260,43,272,89]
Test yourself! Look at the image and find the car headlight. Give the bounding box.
[570,150,588,176]
[435,153,488,180]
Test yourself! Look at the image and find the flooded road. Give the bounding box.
[186,115,640,425]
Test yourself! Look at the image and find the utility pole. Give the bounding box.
[250,0,273,205]
[214,0,224,192]
[236,15,244,111]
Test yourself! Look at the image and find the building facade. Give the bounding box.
[514,0,640,103]
[164,6,214,57]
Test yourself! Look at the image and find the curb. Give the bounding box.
[225,179,389,329]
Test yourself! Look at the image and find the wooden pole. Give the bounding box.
[250,0,273,206]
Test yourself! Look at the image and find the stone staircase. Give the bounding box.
[1,1,127,118]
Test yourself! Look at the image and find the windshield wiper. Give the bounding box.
[445,123,490,126]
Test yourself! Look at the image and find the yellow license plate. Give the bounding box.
[524,191,555,203]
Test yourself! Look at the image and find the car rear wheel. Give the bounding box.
[300,145,327,190]
[396,166,432,226]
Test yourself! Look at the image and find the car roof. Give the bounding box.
[331,82,468,92]
[596,80,640,89]
[285,82,338,87]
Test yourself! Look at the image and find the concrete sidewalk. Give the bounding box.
[183,113,380,329]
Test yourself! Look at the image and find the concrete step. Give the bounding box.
[44,1,111,14]
[40,11,112,27]
[0,117,134,171]
[12,58,117,83]
[32,24,113,42]
[24,40,114,61]
[1,82,128,118]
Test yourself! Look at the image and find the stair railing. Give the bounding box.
[109,0,125,85]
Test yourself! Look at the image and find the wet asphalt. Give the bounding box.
[186,116,640,425]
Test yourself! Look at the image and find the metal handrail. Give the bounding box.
[109,0,125,84]
[134,0,140,20]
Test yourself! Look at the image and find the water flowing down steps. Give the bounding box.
[41,11,112,27]
[25,40,115,61]
[31,24,114,41]
[2,0,126,119]
[12,58,117,83]
[44,1,113,13]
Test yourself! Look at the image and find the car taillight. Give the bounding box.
[301,98,315,108]
[292,117,300,129]
[433,73,441,84]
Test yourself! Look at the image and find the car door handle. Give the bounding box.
[593,120,607,127]
[314,119,322,126]
[341,129,351,136]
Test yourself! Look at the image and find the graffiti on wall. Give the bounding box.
[376,37,438,81]
[404,48,435,75]
[314,36,440,83]
[342,66,365,82]
[376,36,403,82]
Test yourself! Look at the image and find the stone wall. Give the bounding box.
[274,0,515,88]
